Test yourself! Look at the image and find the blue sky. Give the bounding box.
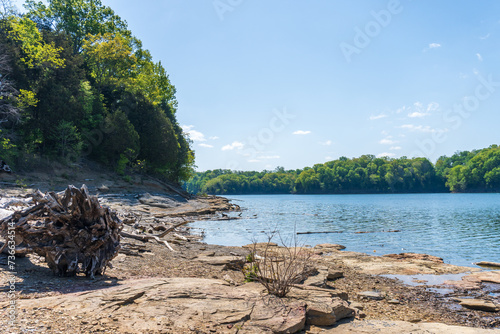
[13,0,500,171]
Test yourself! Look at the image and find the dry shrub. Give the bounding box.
[246,232,312,297]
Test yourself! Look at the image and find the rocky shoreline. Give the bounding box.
[0,183,499,333]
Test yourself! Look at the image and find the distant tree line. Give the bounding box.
[0,0,194,182]
[185,145,500,194]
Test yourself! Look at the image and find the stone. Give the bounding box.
[383,253,444,263]
[2,278,328,333]
[306,299,354,326]
[314,243,346,251]
[195,255,244,269]
[387,299,400,304]
[304,272,327,288]
[359,291,384,300]
[330,299,356,321]
[307,303,336,326]
[249,301,306,333]
[97,185,109,192]
[458,299,499,312]
[349,302,364,310]
[327,269,344,280]
[476,261,500,268]
[471,271,500,284]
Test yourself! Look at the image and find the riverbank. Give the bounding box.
[0,182,499,333]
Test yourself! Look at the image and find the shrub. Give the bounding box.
[246,232,312,297]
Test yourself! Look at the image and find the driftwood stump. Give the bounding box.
[0,185,122,278]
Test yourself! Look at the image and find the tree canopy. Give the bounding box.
[0,0,194,182]
[185,146,500,195]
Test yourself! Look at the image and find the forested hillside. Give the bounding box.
[185,145,500,194]
[0,0,194,182]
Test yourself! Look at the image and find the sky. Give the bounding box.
[12,0,500,171]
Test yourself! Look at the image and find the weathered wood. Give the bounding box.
[0,185,123,279]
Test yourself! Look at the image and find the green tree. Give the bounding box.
[24,0,129,53]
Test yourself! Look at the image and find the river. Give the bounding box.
[190,193,500,268]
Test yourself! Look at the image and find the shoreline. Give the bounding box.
[0,185,499,333]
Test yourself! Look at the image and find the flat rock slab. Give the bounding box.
[383,253,444,263]
[324,250,478,275]
[1,277,353,333]
[458,299,499,312]
[471,271,500,284]
[314,243,346,251]
[476,261,500,268]
[446,271,500,290]
[322,319,500,333]
[358,291,384,300]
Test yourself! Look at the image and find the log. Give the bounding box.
[0,185,122,279]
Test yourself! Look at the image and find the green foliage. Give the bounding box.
[24,0,129,53]
[185,155,444,195]
[96,109,139,168]
[7,16,64,69]
[186,147,500,195]
[437,145,500,192]
[51,120,82,161]
[82,32,137,88]
[243,263,258,282]
[0,130,17,164]
[0,0,193,182]
[17,89,38,109]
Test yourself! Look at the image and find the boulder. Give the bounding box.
[249,301,306,333]
[327,269,344,280]
[306,303,336,326]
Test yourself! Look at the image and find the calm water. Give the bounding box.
[190,194,500,268]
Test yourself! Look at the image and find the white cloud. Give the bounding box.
[293,130,311,135]
[379,138,397,145]
[390,146,402,150]
[476,53,483,61]
[407,102,438,118]
[208,136,219,140]
[400,124,438,133]
[320,140,332,146]
[429,43,441,49]
[480,33,490,40]
[377,152,396,158]
[369,113,388,120]
[325,156,333,161]
[221,141,244,151]
[198,143,213,148]
[248,159,261,163]
[396,106,407,114]
[181,125,206,142]
[408,111,428,118]
[257,155,280,159]
[427,102,439,112]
